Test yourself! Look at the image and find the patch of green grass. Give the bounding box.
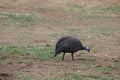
[64,27,81,36]
[65,27,80,32]
[23,77,34,80]
[3,45,33,56]
[82,74,115,80]
[96,66,113,74]
[32,46,54,60]
[40,14,70,26]
[79,63,91,70]
[64,74,83,80]
[0,13,38,27]
[64,74,114,80]
[83,74,101,79]
[102,5,120,14]
[67,4,85,13]
[11,0,17,2]
[90,26,120,36]
[79,15,120,21]
[66,4,120,15]
[81,15,104,19]
[83,5,120,15]
[3,45,31,55]
[2,45,57,60]
[48,33,59,37]
[4,46,21,54]
[90,26,111,35]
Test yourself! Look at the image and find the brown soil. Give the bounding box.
[0,0,120,80]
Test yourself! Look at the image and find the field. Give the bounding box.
[0,0,120,80]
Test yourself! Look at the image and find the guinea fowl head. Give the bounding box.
[84,46,90,52]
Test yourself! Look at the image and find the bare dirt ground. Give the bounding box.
[0,0,120,80]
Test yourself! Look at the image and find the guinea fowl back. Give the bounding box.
[55,37,71,48]
[55,37,83,53]
[55,37,71,52]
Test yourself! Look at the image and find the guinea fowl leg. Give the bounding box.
[71,53,74,61]
[62,52,65,61]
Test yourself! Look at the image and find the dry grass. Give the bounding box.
[0,0,120,80]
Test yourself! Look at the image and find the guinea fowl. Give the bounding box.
[54,37,90,61]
